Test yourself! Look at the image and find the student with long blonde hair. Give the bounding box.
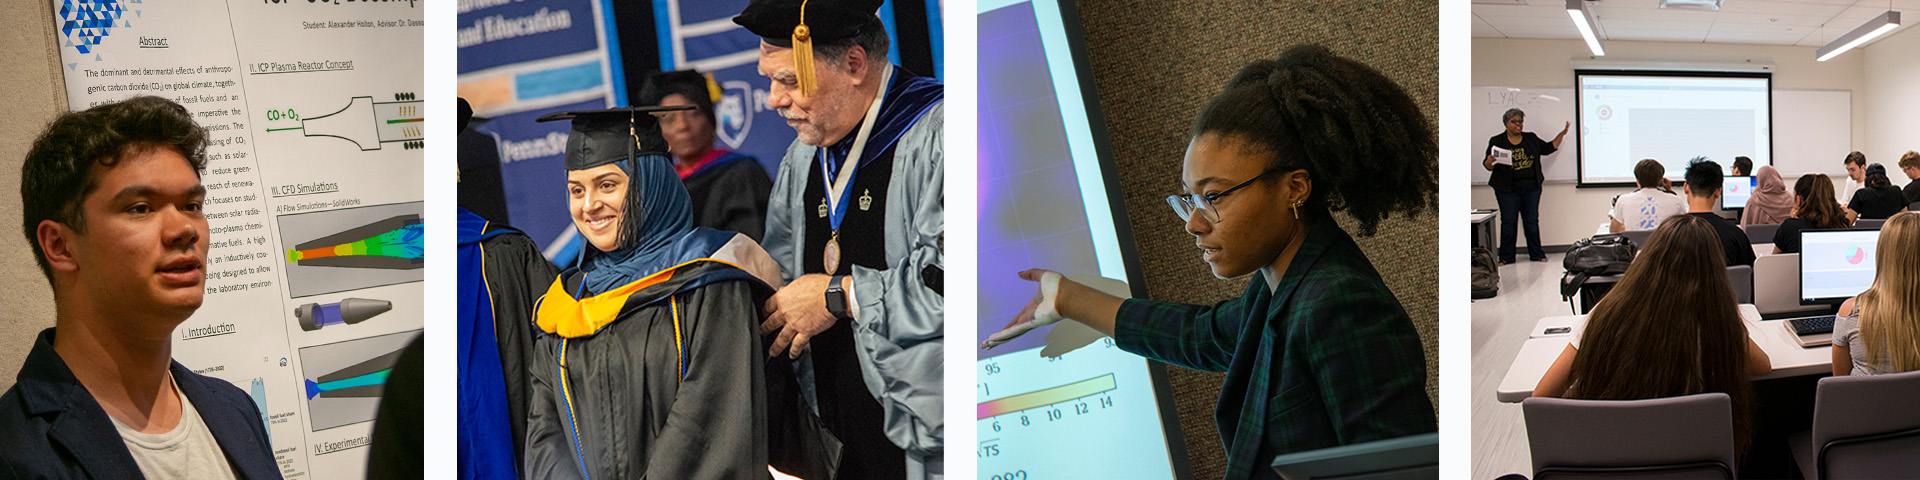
[1833,212,1920,375]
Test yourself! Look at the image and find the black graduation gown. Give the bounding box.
[478,223,556,467]
[684,152,774,242]
[524,261,772,480]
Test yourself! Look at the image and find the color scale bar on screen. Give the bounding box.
[978,373,1116,419]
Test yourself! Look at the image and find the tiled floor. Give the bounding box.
[1470,253,1575,480]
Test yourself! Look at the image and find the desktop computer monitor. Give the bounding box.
[1722,175,1755,210]
[1800,228,1880,305]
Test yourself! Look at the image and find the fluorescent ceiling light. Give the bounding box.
[1567,0,1604,56]
[1817,11,1901,62]
[1658,0,1723,11]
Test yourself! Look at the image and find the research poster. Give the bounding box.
[53,0,423,477]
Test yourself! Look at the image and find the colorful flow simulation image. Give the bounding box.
[0,0,426,478]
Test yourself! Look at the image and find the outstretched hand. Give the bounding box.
[980,269,1063,349]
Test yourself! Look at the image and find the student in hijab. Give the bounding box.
[520,107,790,479]
[1740,165,1794,226]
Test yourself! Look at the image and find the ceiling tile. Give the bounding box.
[1476,4,1571,19]
[1704,32,1805,44]
[1492,25,1585,39]
[1715,0,1847,16]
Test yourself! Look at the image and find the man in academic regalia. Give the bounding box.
[456,98,557,479]
[637,70,775,241]
[736,0,946,477]
[519,106,795,479]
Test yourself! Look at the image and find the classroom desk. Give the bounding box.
[1471,211,1497,253]
[1496,304,1831,402]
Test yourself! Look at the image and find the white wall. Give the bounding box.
[1470,38,1874,247]
[0,0,69,389]
[1864,24,1920,183]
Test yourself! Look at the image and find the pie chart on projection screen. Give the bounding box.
[1848,246,1866,265]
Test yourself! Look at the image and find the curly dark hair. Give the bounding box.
[1188,44,1436,236]
[21,95,209,282]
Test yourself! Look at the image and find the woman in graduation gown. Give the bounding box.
[521,107,796,479]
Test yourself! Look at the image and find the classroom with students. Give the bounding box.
[1468,2,1920,478]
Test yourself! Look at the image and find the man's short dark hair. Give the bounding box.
[1634,158,1665,188]
[1732,156,1752,176]
[21,96,208,282]
[817,25,890,71]
[1684,158,1724,198]
[1844,151,1867,167]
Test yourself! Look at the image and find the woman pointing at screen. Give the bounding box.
[982,45,1437,480]
[1482,109,1568,264]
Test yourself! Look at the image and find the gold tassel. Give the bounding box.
[703,72,723,103]
[792,0,816,98]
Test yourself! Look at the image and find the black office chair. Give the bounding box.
[1742,223,1779,246]
[1525,393,1737,479]
[1854,218,1886,230]
[1619,229,1654,249]
[1726,265,1753,305]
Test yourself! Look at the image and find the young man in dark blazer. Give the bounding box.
[0,96,279,479]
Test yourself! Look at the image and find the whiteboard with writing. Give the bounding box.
[1471,87,1577,184]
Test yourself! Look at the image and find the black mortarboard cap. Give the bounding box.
[733,0,884,48]
[535,106,693,170]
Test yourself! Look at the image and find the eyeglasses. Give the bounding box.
[1166,169,1280,224]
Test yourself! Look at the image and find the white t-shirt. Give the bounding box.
[1839,177,1862,206]
[110,378,241,480]
[1610,188,1687,231]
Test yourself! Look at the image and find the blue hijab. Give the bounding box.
[572,153,735,296]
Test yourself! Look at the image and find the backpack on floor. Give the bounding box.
[1471,246,1500,299]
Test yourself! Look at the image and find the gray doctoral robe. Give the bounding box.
[765,101,945,477]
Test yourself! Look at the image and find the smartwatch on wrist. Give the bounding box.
[825,274,850,319]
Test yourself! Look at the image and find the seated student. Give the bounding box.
[1535,214,1772,455]
[1731,155,1753,177]
[1740,165,1794,226]
[1840,151,1867,207]
[1848,163,1909,220]
[1832,212,1920,376]
[1901,151,1920,206]
[1773,174,1854,254]
[1682,159,1755,267]
[1609,158,1685,233]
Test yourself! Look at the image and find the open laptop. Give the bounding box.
[1784,228,1880,347]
